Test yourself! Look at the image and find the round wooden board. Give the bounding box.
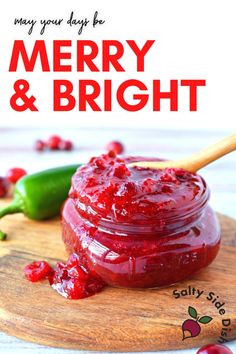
[0,199,235,352]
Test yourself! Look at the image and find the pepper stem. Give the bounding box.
[0,200,23,219]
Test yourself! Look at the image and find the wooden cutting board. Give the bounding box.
[0,199,235,351]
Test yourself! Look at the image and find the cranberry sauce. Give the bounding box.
[62,153,220,288]
[24,254,106,299]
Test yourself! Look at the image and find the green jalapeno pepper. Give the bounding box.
[0,164,80,221]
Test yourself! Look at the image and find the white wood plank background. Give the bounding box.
[0,127,235,354]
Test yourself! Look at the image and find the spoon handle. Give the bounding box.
[175,132,236,172]
[129,132,236,173]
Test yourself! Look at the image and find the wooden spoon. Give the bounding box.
[128,132,236,173]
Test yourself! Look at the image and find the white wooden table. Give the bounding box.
[0,127,235,354]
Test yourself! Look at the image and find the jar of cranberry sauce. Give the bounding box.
[61,154,220,288]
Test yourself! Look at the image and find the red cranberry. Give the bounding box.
[24,261,54,282]
[106,141,124,155]
[6,168,27,184]
[47,135,62,150]
[0,177,9,197]
[35,139,46,151]
[59,140,73,151]
[197,343,233,354]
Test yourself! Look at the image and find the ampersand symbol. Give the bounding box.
[10,79,38,111]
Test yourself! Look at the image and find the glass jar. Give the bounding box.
[61,154,220,288]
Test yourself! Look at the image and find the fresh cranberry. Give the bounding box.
[24,261,54,282]
[47,135,62,150]
[35,137,74,151]
[0,177,9,197]
[6,168,27,184]
[197,343,233,354]
[106,141,124,155]
[35,139,46,151]
[59,140,73,151]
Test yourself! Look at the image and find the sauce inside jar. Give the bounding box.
[62,153,220,289]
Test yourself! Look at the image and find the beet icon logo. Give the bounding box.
[182,306,212,340]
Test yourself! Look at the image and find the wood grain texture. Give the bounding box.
[0,200,235,352]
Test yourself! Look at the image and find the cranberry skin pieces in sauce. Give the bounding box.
[61,154,220,288]
[24,254,106,299]
[51,253,106,300]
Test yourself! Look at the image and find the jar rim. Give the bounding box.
[74,178,210,237]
